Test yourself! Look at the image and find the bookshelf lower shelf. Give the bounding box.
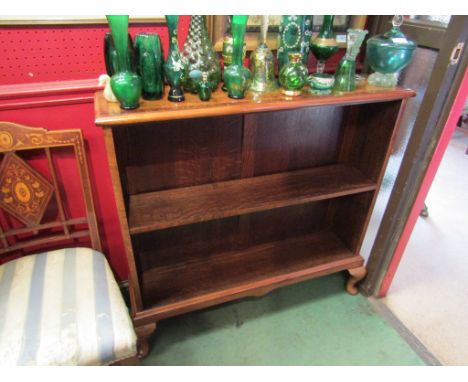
[134,231,363,325]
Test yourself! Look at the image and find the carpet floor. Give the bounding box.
[141,273,426,366]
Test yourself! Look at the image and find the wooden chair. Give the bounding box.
[0,122,137,365]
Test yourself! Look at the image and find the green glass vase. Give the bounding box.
[106,15,142,110]
[277,16,310,71]
[310,15,339,73]
[222,17,247,92]
[249,16,278,93]
[334,29,368,92]
[164,15,186,102]
[223,15,251,99]
[182,15,221,93]
[104,32,135,76]
[366,16,416,87]
[134,33,164,100]
[279,52,308,96]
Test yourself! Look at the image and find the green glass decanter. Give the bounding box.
[277,16,310,71]
[182,15,221,94]
[106,15,142,110]
[279,52,308,96]
[134,33,164,100]
[164,15,186,102]
[334,29,368,92]
[366,16,416,87]
[223,15,251,99]
[248,16,278,93]
[310,15,339,74]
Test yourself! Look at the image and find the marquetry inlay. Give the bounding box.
[0,152,54,226]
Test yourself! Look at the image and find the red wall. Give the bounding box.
[0,17,190,280]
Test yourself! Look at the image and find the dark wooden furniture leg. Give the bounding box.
[346,266,367,295]
[135,323,157,359]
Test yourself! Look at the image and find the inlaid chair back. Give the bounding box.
[0,122,101,262]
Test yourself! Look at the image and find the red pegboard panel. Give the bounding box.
[0,16,190,85]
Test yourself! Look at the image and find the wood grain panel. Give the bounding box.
[253,106,344,175]
[133,201,329,273]
[94,85,416,126]
[139,231,363,320]
[339,101,402,182]
[128,164,376,234]
[123,115,243,194]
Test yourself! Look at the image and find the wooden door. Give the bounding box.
[361,16,468,296]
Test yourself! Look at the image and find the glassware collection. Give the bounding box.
[104,15,416,110]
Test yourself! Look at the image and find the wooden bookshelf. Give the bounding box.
[95,84,415,357]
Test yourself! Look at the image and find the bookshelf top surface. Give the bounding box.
[94,83,415,127]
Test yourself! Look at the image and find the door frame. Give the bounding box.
[361,16,468,296]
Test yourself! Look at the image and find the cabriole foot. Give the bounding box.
[346,266,367,295]
[135,322,157,359]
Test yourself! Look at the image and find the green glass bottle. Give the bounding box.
[279,52,308,96]
[164,15,186,102]
[106,15,142,110]
[134,33,164,100]
[249,15,278,93]
[310,15,339,73]
[182,15,221,93]
[334,29,368,92]
[198,72,212,101]
[223,15,251,99]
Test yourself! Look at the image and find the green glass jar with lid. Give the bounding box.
[366,15,416,87]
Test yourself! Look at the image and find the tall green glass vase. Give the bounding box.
[134,33,164,100]
[310,15,339,74]
[104,32,135,77]
[164,15,186,102]
[277,15,308,72]
[223,15,251,99]
[106,15,142,110]
[333,29,368,92]
[182,15,221,93]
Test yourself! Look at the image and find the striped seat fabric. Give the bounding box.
[0,247,137,365]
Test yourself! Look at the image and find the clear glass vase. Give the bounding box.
[249,16,278,93]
